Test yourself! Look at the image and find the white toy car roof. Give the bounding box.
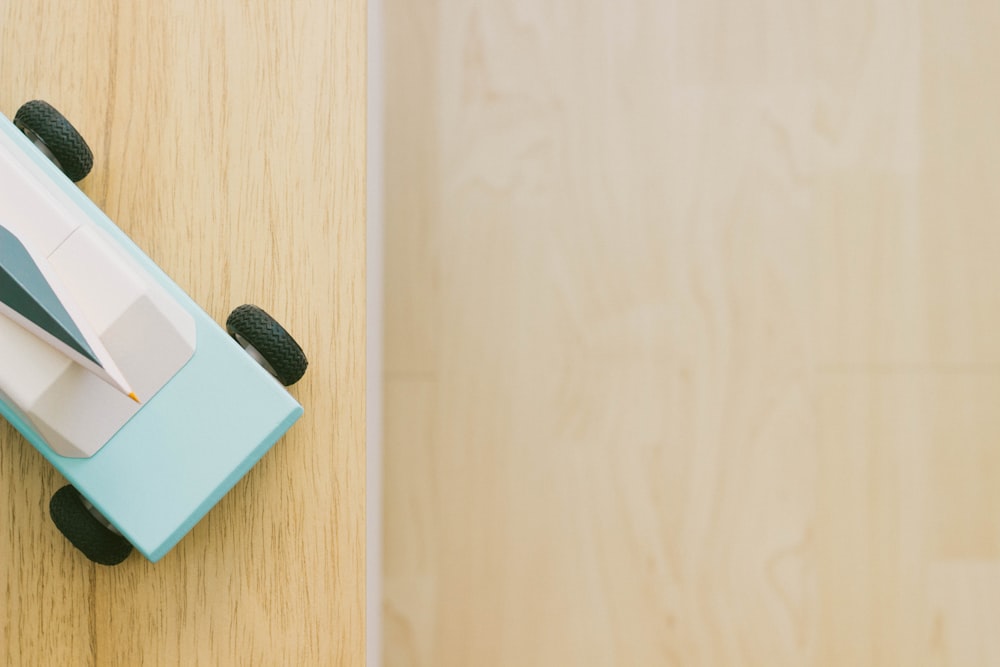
[0,125,196,457]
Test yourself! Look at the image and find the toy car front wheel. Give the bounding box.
[226,304,308,386]
[14,100,94,182]
[49,485,133,566]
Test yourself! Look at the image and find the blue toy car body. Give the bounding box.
[0,104,304,563]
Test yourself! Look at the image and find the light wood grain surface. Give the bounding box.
[0,2,365,665]
[383,1,1000,665]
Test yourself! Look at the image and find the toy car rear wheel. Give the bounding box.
[226,304,308,386]
[49,485,133,566]
[14,100,94,182]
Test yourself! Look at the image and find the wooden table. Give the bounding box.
[0,2,365,665]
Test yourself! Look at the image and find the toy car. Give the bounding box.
[0,100,308,565]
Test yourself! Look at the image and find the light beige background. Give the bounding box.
[0,2,365,665]
[383,1,1000,665]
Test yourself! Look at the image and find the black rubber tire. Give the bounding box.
[49,485,132,566]
[226,304,308,386]
[14,100,94,182]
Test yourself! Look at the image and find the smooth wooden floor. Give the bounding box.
[0,2,365,665]
[383,1,1000,665]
